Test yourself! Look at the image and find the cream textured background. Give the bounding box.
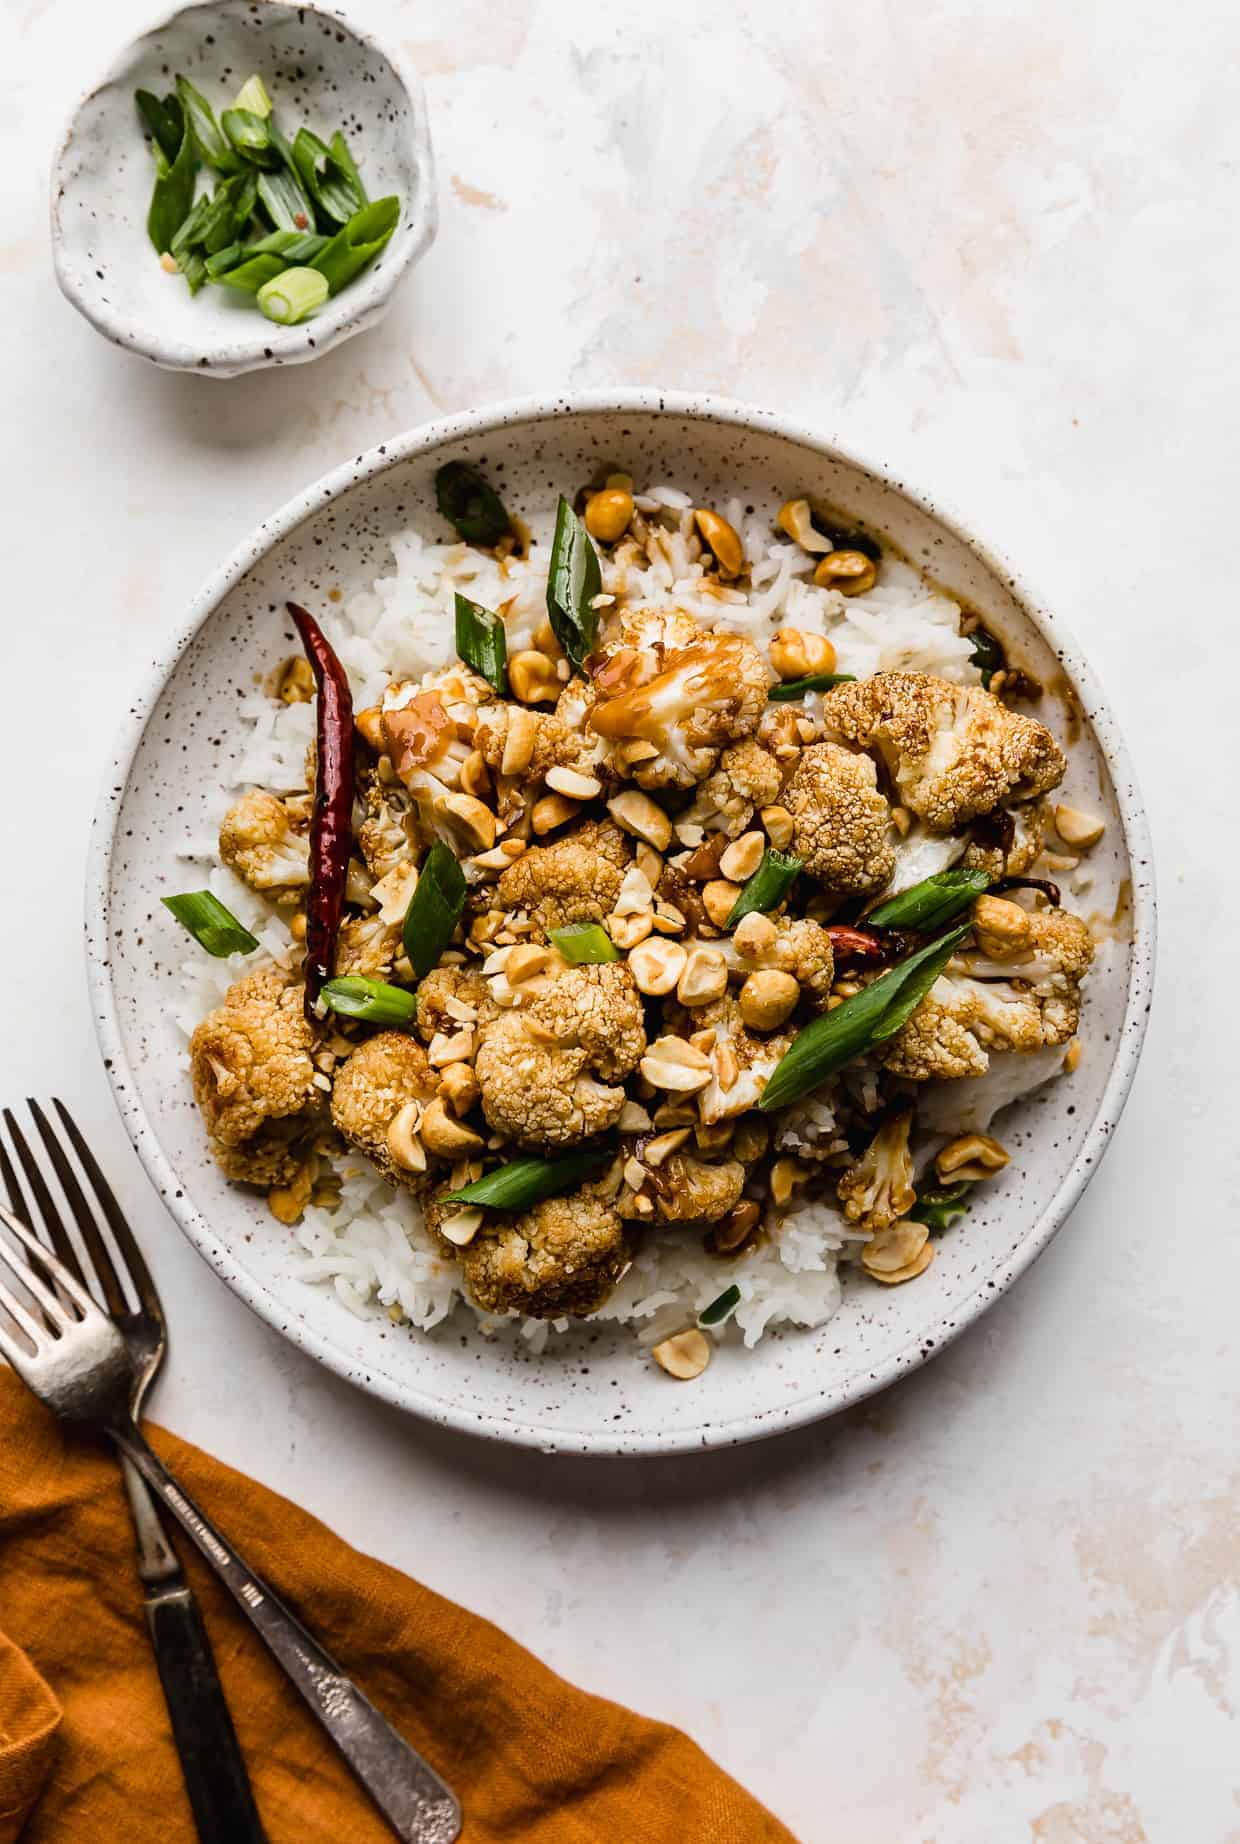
[3,1,1234,1836]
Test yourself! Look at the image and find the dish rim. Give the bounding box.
[49,0,437,376]
[84,387,1157,1455]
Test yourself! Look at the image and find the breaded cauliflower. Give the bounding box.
[837,1111,916,1232]
[454,1187,631,1318]
[820,671,1066,833]
[681,738,784,838]
[474,704,604,783]
[219,789,310,900]
[783,742,895,897]
[718,915,836,1002]
[589,632,771,788]
[357,776,416,881]
[494,818,631,935]
[379,671,498,852]
[884,908,1094,1079]
[334,914,402,980]
[189,966,318,1183]
[667,995,795,1124]
[961,797,1050,879]
[474,963,645,1149]
[415,965,495,1041]
[330,1032,438,1189]
[620,1152,745,1225]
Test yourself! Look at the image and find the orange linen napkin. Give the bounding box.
[0,1373,795,1842]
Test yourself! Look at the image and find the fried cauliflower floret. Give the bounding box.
[473,969,643,1153]
[883,908,1094,1079]
[666,995,795,1124]
[717,915,836,1002]
[961,797,1050,879]
[219,789,310,899]
[357,776,416,880]
[619,1153,745,1225]
[589,632,772,789]
[820,671,1066,833]
[330,1032,438,1189]
[837,1111,916,1233]
[681,738,784,838]
[457,1188,631,1318]
[415,965,495,1041]
[190,966,318,1182]
[494,818,631,935]
[473,705,601,782]
[783,742,895,896]
[334,914,401,979]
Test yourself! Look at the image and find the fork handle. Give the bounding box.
[112,1425,461,1844]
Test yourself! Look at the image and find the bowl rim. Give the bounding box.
[85,388,1157,1455]
[49,0,437,375]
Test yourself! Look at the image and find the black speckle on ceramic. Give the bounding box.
[86,392,1157,1455]
[51,0,436,376]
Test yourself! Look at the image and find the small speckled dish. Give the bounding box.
[86,392,1156,1455]
[51,0,436,375]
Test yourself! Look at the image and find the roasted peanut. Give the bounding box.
[507,650,561,704]
[768,627,837,681]
[776,499,833,553]
[739,969,800,1030]
[693,509,745,578]
[814,551,877,596]
[607,788,673,851]
[719,830,766,884]
[584,487,635,543]
[701,879,743,928]
[935,1133,1009,1183]
[1054,803,1106,849]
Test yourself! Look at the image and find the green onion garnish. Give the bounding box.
[319,976,416,1027]
[454,593,508,695]
[140,96,197,256]
[726,849,803,928]
[443,1147,612,1210]
[867,868,991,932]
[136,89,184,164]
[759,925,969,1111]
[256,266,329,325]
[291,126,366,226]
[209,252,287,292]
[175,75,241,174]
[311,197,401,294]
[161,891,259,958]
[698,1284,741,1328]
[548,922,618,964]
[256,159,316,235]
[546,495,601,671]
[221,107,278,168]
[434,461,513,548]
[401,840,467,980]
[767,672,856,702]
[909,1180,972,1233]
[232,74,272,119]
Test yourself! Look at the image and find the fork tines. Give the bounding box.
[0,1100,156,1337]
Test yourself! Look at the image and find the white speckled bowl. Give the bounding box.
[51,0,436,375]
[86,392,1156,1454]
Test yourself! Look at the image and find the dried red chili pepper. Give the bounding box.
[825,924,890,965]
[287,602,354,1021]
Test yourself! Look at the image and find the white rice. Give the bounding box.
[173,486,1053,1351]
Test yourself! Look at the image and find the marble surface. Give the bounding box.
[2,0,1232,1835]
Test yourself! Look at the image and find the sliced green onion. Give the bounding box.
[401,840,467,980]
[698,1284,741,1328]
[256,266,329,325]
[546,496,601,671]
[549,922,618,964]
[311,196,400,294]
[292,126,365,226]
[968,626,1004,688]
[443,1147,611,1210]
[767,672,856,703]
[726,849,803,928]
[434,460,513,548]
[143,109,197,255]
[170,193,211,257]
[136,89,184,164]
[232,74,273,118]
[759,925,969,1111]
[221,107,277,167]
[209,252,287,292]
[328,130,368,209]
[909,1180,972,1233]
[201,174,258,254]
[454,593,508,694]
[319,976,416,1026]
[161,891,258,958]
[255,152,316,234]
[180,249,208,295]
[867,868,991,932]
[175,75,241,173]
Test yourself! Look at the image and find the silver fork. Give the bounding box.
[0,1101,266,1844]
[0,1100,461,1844]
